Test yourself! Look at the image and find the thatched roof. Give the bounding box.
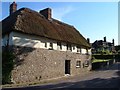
[2,8,90,48]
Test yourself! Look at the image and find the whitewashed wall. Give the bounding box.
[81,48,87,54]
[88,49,91,54]
[2,34,9,46]
[72,45,77,53]
[2,31,91,54]
[9,32,13,45]
[2,32,13,46]
[13,32,41,48]
[61,43,67,51]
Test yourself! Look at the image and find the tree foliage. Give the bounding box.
[2,48,15,84]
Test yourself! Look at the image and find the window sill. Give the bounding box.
[76,66,81,68]
[49,48,54,50]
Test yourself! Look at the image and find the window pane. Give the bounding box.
[45,42,47,48]
[76,61,81,68]
[57,42,62,50]
[67,44,72,51]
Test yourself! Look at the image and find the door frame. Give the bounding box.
[65,60,71,74]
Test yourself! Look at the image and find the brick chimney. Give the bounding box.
[10,1,17,15]
[40,8,52,20]
[112,39,114,46]
[104,36,106,42]
[87,38,90,44]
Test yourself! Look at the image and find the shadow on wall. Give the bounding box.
[2,38,37,84]
[13,38,38,67]
[13,37,40,48]
[13,46,36,67]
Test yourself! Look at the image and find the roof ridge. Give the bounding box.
[52,19,74,28]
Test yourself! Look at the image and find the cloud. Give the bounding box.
[52,6,75,21]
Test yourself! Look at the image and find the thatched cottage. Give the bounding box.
[2,2,91,84]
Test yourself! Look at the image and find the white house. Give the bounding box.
[2,2,91,84]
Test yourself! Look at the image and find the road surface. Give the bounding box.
[2,62,120,90]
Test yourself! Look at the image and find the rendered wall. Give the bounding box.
[7,31,88,54]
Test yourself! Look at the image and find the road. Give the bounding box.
[2,62,120,90]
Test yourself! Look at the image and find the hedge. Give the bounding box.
[2,50,15,84]
[92,55,114,59]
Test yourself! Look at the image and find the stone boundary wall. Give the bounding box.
[11,46,91,84]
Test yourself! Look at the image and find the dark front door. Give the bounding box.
[65,60,71,74]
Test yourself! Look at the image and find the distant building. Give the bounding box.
[92,37,115,54]
[2,2,91,84]
[115,45,120,54]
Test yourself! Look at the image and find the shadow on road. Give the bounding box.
[2,76,120,90]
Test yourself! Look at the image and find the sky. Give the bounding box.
[1,1,119,45]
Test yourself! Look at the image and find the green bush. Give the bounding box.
[118,50,120,54]
[2,50,15,84]
[92,55,113,59]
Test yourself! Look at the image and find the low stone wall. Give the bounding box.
[92,59,115,70]
[11,46,91,84]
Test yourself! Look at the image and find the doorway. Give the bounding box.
[65,60,71,74]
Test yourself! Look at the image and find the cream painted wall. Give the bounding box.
[53,42,57,50]
[2,32,13,46]
[13,32,41,48]
[40,38,57,50]
[2,31,91,54]
[9,32,13,45]
[88,49,91,54]
[40,40,47,49]
[12,32,61,50]
[2,34,9,46]
[61,43,67,51]
[72,45,77,52]
[81,48,87,54]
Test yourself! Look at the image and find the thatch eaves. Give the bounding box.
[2,8,90,48]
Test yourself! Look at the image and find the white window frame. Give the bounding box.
[84,60,89,67]
[76,60,81,68]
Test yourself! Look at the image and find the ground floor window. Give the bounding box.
[76,61,81,68]
[84,60,89,67]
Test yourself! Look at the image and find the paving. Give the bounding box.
[2,62,120,90]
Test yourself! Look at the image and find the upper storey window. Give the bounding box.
[57,42,62,50]
[67,44,72,51]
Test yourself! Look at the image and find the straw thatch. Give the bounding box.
[2,8,90,48]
